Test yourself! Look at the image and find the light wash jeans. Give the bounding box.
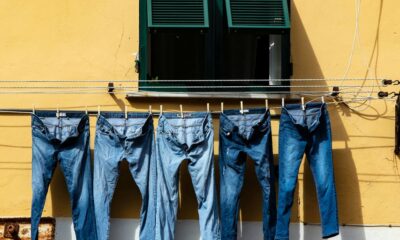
[31,111,96,240]
[155,112,221,240]
[275,103,339,240]
[93,112,156,240]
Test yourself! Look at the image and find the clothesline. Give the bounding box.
[0,97,394,116]
[0,78,391,83]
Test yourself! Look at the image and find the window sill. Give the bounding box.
[126,91,291,99]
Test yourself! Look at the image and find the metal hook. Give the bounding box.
[265,99,269,110]
[125,105,128,119]
[32,105,35,115]
[160,105,163,115]
[301,97,305,110]
[221,102,224,113]
[149,105,152,114]
[97,105,101,117]
[207,103,210,113]
[56,105,60,119]
[240,101,244,114]
[281,98,285,107]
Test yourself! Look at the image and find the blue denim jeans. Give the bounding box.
[275,103,339,240]
[31,111,97,240]
[93,112,156,240]
[155,112,220,240]
[219,108,276,240]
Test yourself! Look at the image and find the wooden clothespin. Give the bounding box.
[301,97,305,110]
[180,105,184,118]
[125,105,128,119]
[265,99,269,110]
[207,103,210,113]
[240,101,244,114]
[221,102,224,113]
[281,98,285,107]
[56,105,60,119]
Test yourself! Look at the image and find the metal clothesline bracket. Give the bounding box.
[382,79,400,86]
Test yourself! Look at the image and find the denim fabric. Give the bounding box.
[275,103,339,240]
[219,108,276,240]
[155,112,220,240]
[93,112,156,240]
[31,111,96,240]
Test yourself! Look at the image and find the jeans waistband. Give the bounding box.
[96,113,153,138]
[32,111,88,128]
[220,108,270,133]
[158,112,212,135]
[99,111,151,119]
[283,102,326,111]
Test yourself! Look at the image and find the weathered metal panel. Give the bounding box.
[0,217,55,240]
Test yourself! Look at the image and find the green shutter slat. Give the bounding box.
[148,0,209,28]
[226,0,290,29]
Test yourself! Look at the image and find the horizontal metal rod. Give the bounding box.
[0,85,384,89]
[0,98,392,117]
[0,78,387,83]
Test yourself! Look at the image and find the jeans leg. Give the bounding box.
[93,133,122,240]
[219,144,246,240]
[249,130,276,240]
[127,132,156,240]
[275,125,307,240]
[155,135,183,240]
[31,136,56,240]
[306,114,339,238]
[59,131,97,240]
[188,132,220,240]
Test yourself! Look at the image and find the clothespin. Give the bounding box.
[56,105,60,119]
[301,97,305,110]
[321,96,325,103]
[32,105,35,114]
[125,105,128,119]
[97,105,101,117]
[85,106,88,115]
[281,98,285,107]
[265,99,269,110]
[180,104,184,118]
[240,101,244,114]
[221,102,224,113]
[207,103,210,112]
[149,105,152,114]
[160,105,163,115]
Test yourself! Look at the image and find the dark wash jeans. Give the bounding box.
[31,111,96,240]
[275,103,339,240]
[155,112,221,240]
[219,108,276,240]
[93,112,156,240]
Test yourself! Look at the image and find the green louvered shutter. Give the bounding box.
[148,0,209,28]
[225,0,290,29]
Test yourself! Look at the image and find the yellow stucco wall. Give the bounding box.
[0,0,400,226]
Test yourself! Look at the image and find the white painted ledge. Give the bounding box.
[55,218,400,240]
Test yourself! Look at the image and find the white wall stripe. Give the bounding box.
[55,218,400,240]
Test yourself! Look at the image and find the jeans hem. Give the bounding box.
[322,231,339,239]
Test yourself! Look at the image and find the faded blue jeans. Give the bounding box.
[31,111,97,240]
[93,112,156,240]
[275,103,339,240]
[219,108,276,240]
[155,112,221,240]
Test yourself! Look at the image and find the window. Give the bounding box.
[138,0,292,94]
